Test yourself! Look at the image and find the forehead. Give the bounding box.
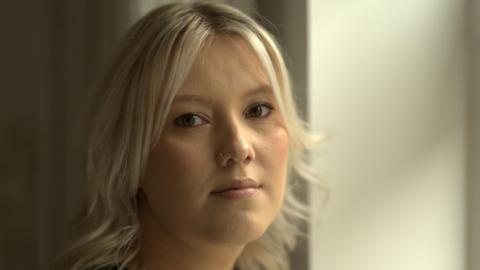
[176,35,271,97]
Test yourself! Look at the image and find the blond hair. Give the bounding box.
[57,2,324,270]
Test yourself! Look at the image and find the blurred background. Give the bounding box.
[0,0,478,270]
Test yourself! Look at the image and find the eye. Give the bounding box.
[173,113,207,128]
[245,103,274,119]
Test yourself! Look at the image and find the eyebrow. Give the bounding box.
[172,85,273,105]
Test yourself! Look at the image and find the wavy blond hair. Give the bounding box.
[57,2,324,270]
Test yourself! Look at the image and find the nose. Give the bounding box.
[216,119,255,167]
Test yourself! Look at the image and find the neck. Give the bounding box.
[140,239,243,270]
[138,202,245,270]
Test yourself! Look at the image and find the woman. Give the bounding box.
[57,2,323,270]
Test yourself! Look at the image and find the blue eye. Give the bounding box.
[174,113,207,128]
[246,103,274,119]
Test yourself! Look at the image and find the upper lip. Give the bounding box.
[211,178,261,193]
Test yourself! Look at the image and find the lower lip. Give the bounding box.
[211,187,260,199]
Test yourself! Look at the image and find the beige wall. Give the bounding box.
[308,0,467,269]
[467,0,480,269]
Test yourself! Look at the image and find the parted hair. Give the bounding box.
[56,2,324,270]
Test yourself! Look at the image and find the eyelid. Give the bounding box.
[173,112,209,128]
[245,102,275,118]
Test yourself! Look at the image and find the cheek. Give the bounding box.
[142,136,211,205]
[148,136,208,177]
[271,128,289,167]
[258,126,289,200]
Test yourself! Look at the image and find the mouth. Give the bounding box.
[211,178,262,199]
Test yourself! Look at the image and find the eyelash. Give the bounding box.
[173,103,275,128]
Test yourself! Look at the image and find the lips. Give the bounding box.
[211,178,261,199]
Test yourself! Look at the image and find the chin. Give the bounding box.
[201,212,273,246]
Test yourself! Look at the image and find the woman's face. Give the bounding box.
[140,36,289,248]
